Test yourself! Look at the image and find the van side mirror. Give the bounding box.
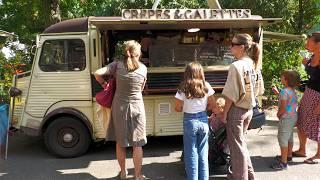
[31,45,37,55]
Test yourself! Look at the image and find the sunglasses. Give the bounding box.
[231,42,243,47]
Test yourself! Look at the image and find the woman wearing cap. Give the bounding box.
[222,33,262,180]
[293,32,320,164]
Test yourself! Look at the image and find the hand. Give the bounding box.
[277,112,282,119]
[208,113,215,123]
[302,58,309,65]
[272,86,279,95]
[220,113,227,124]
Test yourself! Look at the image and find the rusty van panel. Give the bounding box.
[11,72,30,127]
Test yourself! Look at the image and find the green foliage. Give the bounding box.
[0,45,32,102]
[262,42,305,100]
[0,0,320,105]
[220,0,320,105]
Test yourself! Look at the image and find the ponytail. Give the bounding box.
[234,33,261,69]
[250,43,260,70]
[124,40,141,72]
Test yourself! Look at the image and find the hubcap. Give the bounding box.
[58,128,79,148]
[63,133,73,143]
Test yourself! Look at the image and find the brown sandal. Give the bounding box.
[304,158,319,164]
[292,151,307,157]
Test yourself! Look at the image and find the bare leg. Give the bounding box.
[116,143,127,176]
[133,146,143,179]
[294,128,307,155]
[311,143,320,159]
[280,146,288,164]
[288,142,293,157]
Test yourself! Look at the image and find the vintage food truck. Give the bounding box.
[9,9,281,157]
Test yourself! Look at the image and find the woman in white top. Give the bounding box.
[175,62,220,180]
[222,33,262,180]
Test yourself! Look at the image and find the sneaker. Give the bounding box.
[271,161,288,170]
[275,155,293,162]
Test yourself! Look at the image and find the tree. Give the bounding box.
[41,0,62,27]
[0,0,320,104]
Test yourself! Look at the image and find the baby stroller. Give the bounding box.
[208,118,230,175]
[180,120,230,176]
[208,101,266,175]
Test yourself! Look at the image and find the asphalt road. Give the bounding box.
[0,117,320,180]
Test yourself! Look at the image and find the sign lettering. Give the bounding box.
[122,9,251,20]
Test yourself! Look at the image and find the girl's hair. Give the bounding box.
[124,40,141,72]
[178,62,208,99]
[281,70,300,88]
[311,32,320,43]
[234,33,261,69]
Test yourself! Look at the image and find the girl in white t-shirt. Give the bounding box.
[175,62,220,180]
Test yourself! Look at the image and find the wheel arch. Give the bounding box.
[40,107,93,139]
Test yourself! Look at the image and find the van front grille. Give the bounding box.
[144,71,228,94]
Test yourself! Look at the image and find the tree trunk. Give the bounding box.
[297,0,303,34]
[42,0,61,28]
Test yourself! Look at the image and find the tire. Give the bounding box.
[44,116,91,158]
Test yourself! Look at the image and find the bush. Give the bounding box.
[262,41,306,106]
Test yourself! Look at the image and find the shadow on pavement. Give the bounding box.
[251,156,305,173]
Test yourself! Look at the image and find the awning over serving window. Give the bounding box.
[263,31,306,42]
[89,16,282,30]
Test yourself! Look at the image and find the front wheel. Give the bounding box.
[44,117,91,158]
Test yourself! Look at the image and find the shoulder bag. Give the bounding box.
[95,62,117,108]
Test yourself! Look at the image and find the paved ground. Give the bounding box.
[0,114,319,180]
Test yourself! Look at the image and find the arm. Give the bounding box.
[141,79,146,91]
[221,96,233,123]
[277,99,287,119]
[94,67,108,87]
[174,98,183,112]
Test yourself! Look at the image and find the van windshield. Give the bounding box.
[106,29,259,67]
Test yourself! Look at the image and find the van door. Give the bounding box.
[23,35,92,129]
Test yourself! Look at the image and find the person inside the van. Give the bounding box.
[94,40,147,180]
[140,31,152,58]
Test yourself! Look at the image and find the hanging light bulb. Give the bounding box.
[188,28,200,33]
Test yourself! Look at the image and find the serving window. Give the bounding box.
[104,29,259,67]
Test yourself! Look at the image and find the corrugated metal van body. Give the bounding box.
[144,96,183,136]
[22,35,92,129]
[25,72,91,118]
